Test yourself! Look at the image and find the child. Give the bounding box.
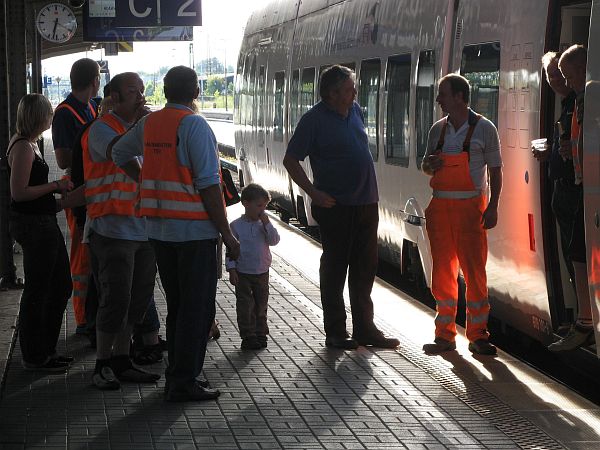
[226,184,280,350]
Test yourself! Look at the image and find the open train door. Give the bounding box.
[583,0,600,356]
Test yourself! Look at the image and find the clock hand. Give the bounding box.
[52,18,58,39]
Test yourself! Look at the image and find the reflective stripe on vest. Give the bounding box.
[571,107,582,185]
[83,113,138,218]
[140,108,209,220]
[55,101,97,125]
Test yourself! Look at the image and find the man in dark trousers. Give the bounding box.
[284,65,399,350]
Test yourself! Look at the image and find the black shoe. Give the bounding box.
[166,381,221,402]
[93,366,120,390]
[354,332,399,349]
[23,358,69,372]
[423,337,457,354]
[257,336,268,348]
[468,339,497,355]
[325,336,359,350]
[133,344,164,365]
[209,320,221,340]
[241,336,263,350]
[115,366,161,383]
[163,378,209,396]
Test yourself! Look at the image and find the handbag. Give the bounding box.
[221,167,240,206]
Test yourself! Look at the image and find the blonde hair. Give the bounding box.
[16,94,53,139]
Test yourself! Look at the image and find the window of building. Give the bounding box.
[416,50,435,168]
[300,67,315,116]
[384,54,411,166]
[358,59,380,160]
[290,70,300,133]
[461,42,501,127]
[273,71,285,142]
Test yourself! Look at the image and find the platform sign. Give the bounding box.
[114,0,202,27]
[88,0,115,18]
[43,76,53,88]
[83,3,193,42]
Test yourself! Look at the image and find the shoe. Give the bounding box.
[325,336,359,350]
[51,355,74,364]
[423,337,456,354]
[354,332,399,349]
[163,378,209,396]
[115,366,161,383]
[468,339,497,355]
[165,381,221,402]
[209,320,221,340]
[93,366,120,390]
[75,324,88,336]
[23,358,69,372]
[133,344,163,365]
[241,336,263,350]
[548,324,593,352]
[257,336,268,348]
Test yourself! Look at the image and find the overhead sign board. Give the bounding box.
[83,3,193,42]
[114,0,202,27]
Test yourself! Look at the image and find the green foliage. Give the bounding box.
[148,82,166,107]
[205,75,227,96]
[144,81,155,98]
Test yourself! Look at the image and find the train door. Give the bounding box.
[584,0,600,355]
[542,0,594,350]
[454,0,552,342]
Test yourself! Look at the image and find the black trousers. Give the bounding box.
[311,203,379,339]
[9,213,72,364]
[150,238,217,389]
[552,181,582,275]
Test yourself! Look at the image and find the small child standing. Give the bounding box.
[226,184,280,350]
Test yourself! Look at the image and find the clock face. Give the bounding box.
[36,3,77,44]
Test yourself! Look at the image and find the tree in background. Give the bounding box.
[206,75,227,96]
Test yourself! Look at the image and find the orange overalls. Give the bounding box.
[425,112,491,343]
[54,101,97,327]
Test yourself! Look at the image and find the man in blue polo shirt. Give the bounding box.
[284,65,399,350]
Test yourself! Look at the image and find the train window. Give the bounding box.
[300,68,315,116]
[248,57,257,127]
[461,43,501,127]
[290,70,300,133]
[384,53,411,166]
[242,54,251,126]
[416,50,435,169]
[273,71,285,142]
[257,66,265,131]
[358,59,380,161]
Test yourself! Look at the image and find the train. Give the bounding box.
[233,0,600,359]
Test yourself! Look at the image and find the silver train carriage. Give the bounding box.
[233,0,600,357]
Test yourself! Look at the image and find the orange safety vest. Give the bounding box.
[140,107,210,220]
[55,101,97,125]
[571,106,582,184]
[82,114,138,218]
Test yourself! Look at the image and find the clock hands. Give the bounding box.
[52,17,58,40]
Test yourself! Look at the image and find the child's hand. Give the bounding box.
[229,269,239,286]
[259,212,270,225]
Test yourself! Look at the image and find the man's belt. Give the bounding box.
[432,190,481,199]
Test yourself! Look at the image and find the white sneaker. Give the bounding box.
[547,325,593,352]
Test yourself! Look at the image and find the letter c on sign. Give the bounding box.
[129,0,152,18]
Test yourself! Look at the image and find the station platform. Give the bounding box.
[1,135,600,449]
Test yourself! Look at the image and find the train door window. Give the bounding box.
[242,54,251,126]
[257,66,266,132]
[384,53,411,167]
[461,43,501,127]
[290,69,300,133]
[273,71,285,142]
[358,58,380,161]
[300,67,315,116]
[249,58,257,127]
[416,50,435,169]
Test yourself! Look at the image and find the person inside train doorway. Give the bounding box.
[112,66,240,401]
[532,52,578,335]
[421,74,503,356]
[52,58,100,338]
[82,72,160,389]
[548,44,594,351]
[283,65,400,350]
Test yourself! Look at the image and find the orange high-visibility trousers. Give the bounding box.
[63,193,89,327]
[425,194,490,342]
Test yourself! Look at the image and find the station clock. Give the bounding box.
[36,3,77,44]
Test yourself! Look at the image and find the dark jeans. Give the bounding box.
[9,213,72,364]
[151,238,217,389]
[551,180,581,286]
[311,203,379,339]
[235,272,269,339]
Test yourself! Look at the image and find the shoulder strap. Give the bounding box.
[5,137,30,157]
[462,110,481,154]
[434,118,449,153]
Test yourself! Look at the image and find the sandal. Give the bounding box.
[133,344,163,365]
[209,320,220,340]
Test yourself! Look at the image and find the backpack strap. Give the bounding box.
[462,110,481,155]
[434,118,448,154]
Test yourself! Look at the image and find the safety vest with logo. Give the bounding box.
[82,114,138,218]
[55,100,97,125]
[140,108,209,220]
[430,110,481,197]
[571,105,582,185]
